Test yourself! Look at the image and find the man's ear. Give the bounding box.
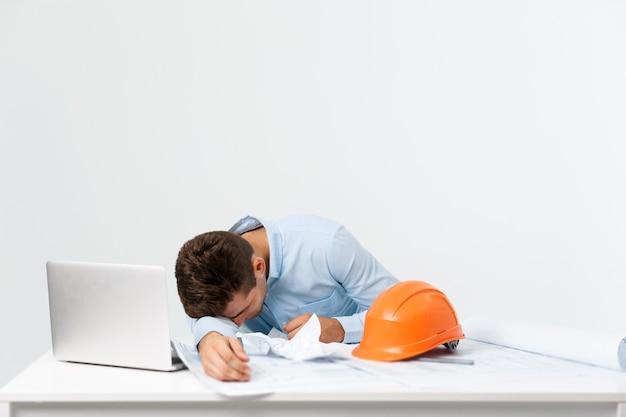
[252,256,266,276]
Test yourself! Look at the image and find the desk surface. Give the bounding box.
[2,350,626,402]
[3,350,626,417]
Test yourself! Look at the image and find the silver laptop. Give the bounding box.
[46,260,185,371]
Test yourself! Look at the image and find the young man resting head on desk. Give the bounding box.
[175,214,399,382]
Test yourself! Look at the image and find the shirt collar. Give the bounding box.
[256,217,282,280]
[229,215,283,280]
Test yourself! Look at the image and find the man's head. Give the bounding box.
[175,231,257,319]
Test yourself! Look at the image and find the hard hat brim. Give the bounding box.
[352,325,465,362]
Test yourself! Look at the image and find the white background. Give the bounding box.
[1,0,625,387]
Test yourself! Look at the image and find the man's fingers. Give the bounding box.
[204,348,251,381]
[199,335,251,381]
[283,313,312,339]
[203,361,250,382]
[283,314,345,343]
[283,313,311,331]
[229,337,250,361]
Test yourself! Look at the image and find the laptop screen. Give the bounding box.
[46,261,179,371]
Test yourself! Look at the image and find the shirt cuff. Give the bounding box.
[335,311,367,344]
[188,315,239,348]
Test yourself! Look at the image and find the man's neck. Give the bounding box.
[241,227,270,276]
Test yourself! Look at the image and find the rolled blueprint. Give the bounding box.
[463,316,626,372]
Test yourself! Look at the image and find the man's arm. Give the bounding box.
[327,226,399,343]
[188,315,239,346]
[187,315,251,381]
[282,226,398,344]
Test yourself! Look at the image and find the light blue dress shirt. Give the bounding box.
[188,214,399,346]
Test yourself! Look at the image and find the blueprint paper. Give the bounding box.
[172,338,614,396]
[463,316,626,371]
[171,338,401,396]
[343,339,607,389]
[170,315,626,396]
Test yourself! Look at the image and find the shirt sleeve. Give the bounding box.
[187,315,239,348]
[327,226,399,343]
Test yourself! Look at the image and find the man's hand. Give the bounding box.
[197,332,251,382]
[282,313,345,343]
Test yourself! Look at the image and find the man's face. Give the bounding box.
[222,273,267,326]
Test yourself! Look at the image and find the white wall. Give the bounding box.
[1,0,625,387]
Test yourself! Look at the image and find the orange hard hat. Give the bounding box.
[352,280,464,361]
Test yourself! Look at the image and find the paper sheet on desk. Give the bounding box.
[334,339,618,389]
[171,337,619,395]
[236,313,329,360]
[463,316,626,372]
[171,339,401,397]
[171,313,398,396]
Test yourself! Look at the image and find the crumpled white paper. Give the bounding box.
[236,313,329,360]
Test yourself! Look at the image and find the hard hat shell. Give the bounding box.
[352,280,464,361]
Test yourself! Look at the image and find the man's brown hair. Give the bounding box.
[175,231,256,318]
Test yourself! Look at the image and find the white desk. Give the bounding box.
[2,350,626,417]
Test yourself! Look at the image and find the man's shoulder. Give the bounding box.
[275,214,343,232]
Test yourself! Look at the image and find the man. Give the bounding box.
[175,214,398,381]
